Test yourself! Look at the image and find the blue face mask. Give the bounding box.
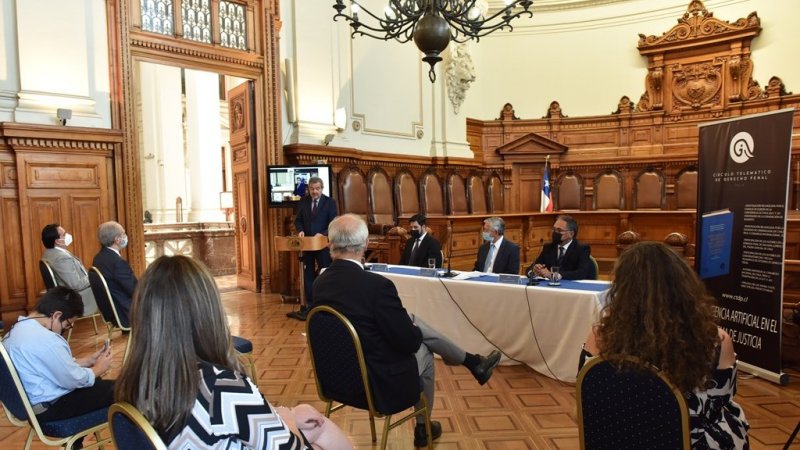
[482,231,493,242]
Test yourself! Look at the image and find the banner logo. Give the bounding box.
[730,131,755,163]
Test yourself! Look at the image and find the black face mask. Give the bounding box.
[410,230,422,240]
[551,231,562,244]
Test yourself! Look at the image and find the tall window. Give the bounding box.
[219,1,246,50]
[182,0,212,44]
[140,0,174,36]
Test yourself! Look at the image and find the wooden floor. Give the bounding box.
[2,281,799,449]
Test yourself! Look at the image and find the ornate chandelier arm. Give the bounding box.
[333,0,423,43]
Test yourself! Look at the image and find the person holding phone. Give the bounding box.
[2,287,114,422]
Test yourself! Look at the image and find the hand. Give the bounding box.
[297,231,305,237]
[92,348,113,377]
[532,264,547,277]
[77,347,105,367]
[314,233,324,237]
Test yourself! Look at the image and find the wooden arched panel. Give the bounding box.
[367,166,394,226]
[420,170,445,216]
[633,168,665,210]
[338,166,368,220]
[447,172,467,215]
[394,169,419,217]
[468,175,487,214]
[593,170,624,210]
[488,174,504,213]
[555,172,583,211]
[676,168,698,210]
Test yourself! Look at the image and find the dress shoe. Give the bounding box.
[286,306,309,321]
[470,350,501,385]
[413,420,442,447]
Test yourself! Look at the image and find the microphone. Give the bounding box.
[441,231,457,278]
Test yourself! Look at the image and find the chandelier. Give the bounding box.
[333,1,534,82]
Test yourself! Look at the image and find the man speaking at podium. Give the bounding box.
[288,176,337,321]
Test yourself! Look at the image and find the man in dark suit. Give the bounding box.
[288,176,338,321]
[473,217,520,274]
[399,213,442,268]
[314,214,501,447]
[528,214,595,280]
[92,221,137,327]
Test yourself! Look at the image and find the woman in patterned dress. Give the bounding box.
[580,242,749,449]
[116,255,351,449]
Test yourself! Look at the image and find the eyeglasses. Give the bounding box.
[552,227,570,234]
[62,318,76,330]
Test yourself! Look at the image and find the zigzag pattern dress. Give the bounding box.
[168,362,310,450]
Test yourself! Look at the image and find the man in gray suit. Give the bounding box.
[41,224,98,315]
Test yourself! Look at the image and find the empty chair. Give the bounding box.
[593,170,624,210]
[577,355,690,450]
[367,166,396,232]
[633,168,665,210]
[394,169,420,219]
[488,174,504,213]
[467,175,488,214]
[555,172,584,211]
[447,172,468,215]
[108,402,167,450]
[88,267,132,362]
[0,345,112,450]
[589,255,600,280]
[419,170,445,216]
[306,305,432,449]
[675,168,698,210]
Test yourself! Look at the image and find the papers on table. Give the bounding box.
[452,271,488,280]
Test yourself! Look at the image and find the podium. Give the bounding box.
[274,235,329,304]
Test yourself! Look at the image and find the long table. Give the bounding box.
[373,266,609,383]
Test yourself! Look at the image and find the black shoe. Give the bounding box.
[413,420,442,447]
[470,350,501,385]
[286,306,309,321]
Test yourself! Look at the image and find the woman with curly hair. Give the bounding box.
[580,241,749,449]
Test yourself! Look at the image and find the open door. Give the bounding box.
[228,81,260,291]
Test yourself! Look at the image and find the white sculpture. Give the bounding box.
[445,42,477,115]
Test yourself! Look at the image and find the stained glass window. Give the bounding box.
[182,0,211,43]
[141,0,174,36]
[219,1,247,50]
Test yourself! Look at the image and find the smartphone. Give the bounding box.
[102,339,110,352]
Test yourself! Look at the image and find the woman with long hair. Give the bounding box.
[581,241,749,449]
[116,255,350,449]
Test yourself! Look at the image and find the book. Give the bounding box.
[699,209,733,279]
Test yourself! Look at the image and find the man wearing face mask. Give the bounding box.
[2,287,114,424]
[473,217,520,275]
[528,215,594,281]
[92,221,137,327]
[399,213,442,268]
[41,224,99,315]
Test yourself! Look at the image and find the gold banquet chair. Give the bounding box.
[108,402,167,450]
[577,355,690,450]
[306,306,432,449]
[88,267,132,363]
[0,345,111,450]
[39,260,101,341]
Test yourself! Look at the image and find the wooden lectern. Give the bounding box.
[274,235,329,304]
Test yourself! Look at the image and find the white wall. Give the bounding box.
[2,0,111,127]
[282,0,800,157]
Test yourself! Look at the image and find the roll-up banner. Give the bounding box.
[697,108,794,385]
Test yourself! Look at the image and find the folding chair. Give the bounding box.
[306,305,432,449]
[108,401,167,450]
[88,266,132,362]
[577,355,690,450]
[0,345,111,450]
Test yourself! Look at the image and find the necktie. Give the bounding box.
[312,199,318,215]
[484,244,496,272]
[410,239,420,262]
[557,246,565,262]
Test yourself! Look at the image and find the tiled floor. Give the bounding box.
[1,285,799,449]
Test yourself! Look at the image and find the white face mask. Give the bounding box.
[62,233,73,247]
[118,235,128,249]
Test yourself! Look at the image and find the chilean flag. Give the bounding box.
[541,158,553,212]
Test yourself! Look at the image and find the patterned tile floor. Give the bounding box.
[1,281,799,449]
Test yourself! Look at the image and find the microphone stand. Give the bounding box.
[440,231,457,278]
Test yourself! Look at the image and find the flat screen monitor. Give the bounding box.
[267,164,332,207]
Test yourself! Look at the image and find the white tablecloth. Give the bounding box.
[377,269,609,383]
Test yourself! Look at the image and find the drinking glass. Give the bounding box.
[427,258,436,269]
[549,266,561,286]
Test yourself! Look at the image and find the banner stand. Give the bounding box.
[738,361,788,386]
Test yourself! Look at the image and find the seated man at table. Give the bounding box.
[528,214,594,281]
[473,216,520,274]
[313,214,502,447]
[399,213,442,268]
